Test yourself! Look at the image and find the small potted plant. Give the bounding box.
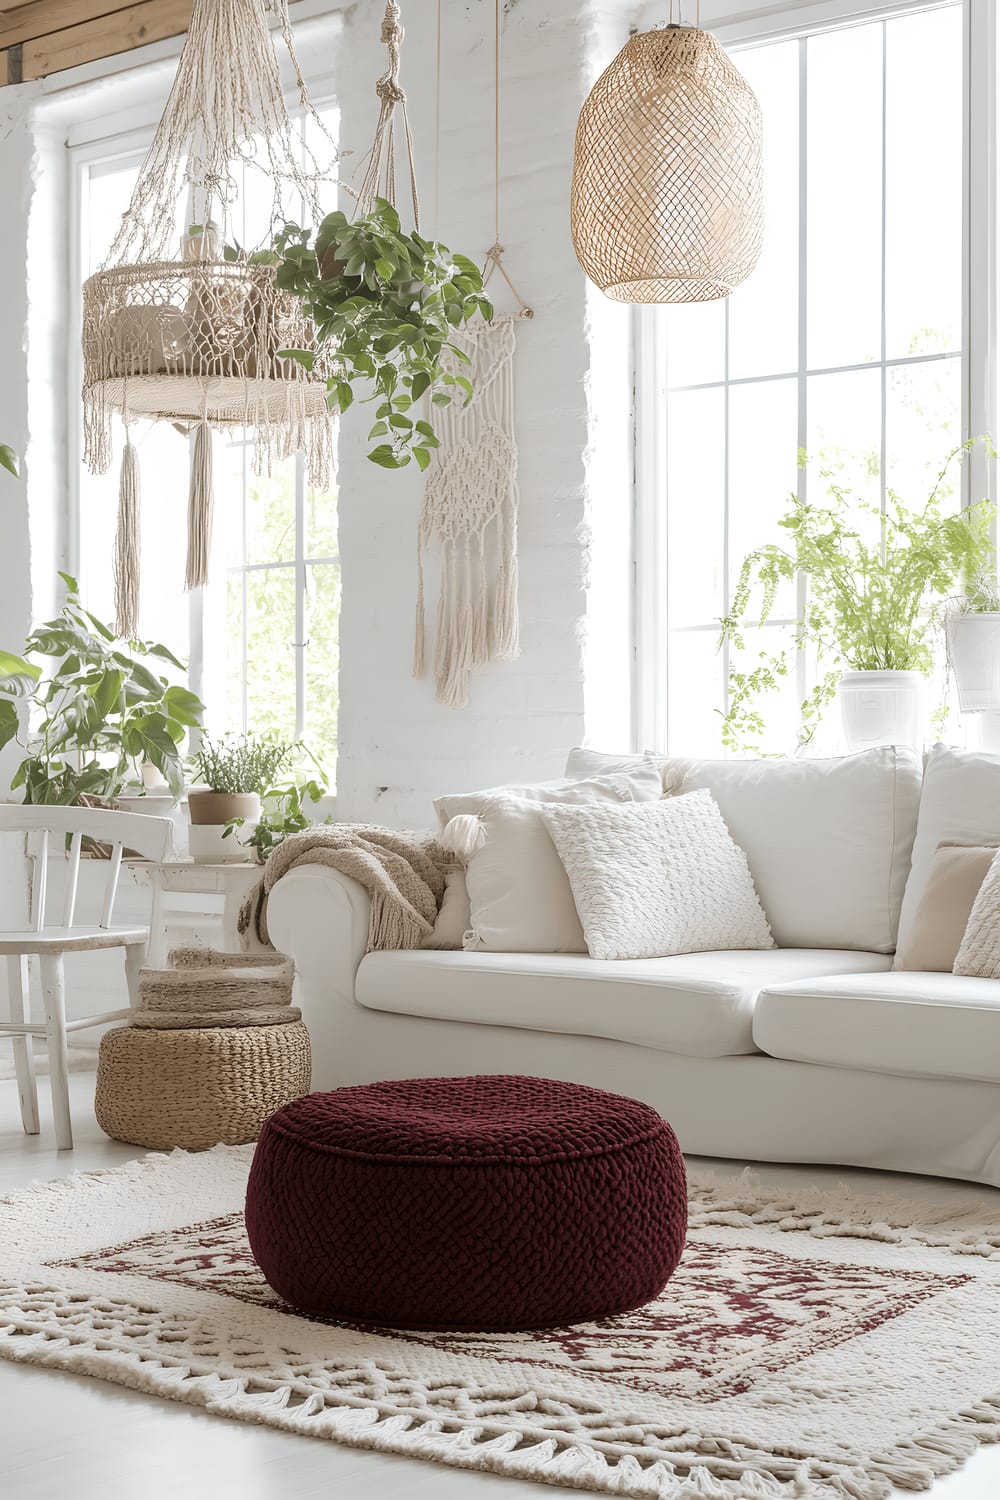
[224,767,332,864]
[187,734,295,863]
[946,568,1000,714]
[0,572,201,804]
[720,440,996,753]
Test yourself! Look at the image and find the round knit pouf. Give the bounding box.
[95,1021,311,1150]
[245,1074,687,1330]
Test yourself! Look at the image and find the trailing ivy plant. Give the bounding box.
[0,573,203,802]
[224,769,332,862]
[272,198,492,470]
[718,439,996,753]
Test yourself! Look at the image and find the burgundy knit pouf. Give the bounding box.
[245,1074,687,1330]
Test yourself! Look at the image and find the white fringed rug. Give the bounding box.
[2,1148,1000,1500]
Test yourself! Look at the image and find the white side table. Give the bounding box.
[125,860,262,966]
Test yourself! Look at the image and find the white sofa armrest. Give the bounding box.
[265,865,370,1072]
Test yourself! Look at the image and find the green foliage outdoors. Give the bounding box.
[0,573,202,802]
[719,438,997,753]
[189,732,296,795]
[273,198,492,470]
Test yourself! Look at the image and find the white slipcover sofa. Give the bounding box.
[268,743,1000,1189]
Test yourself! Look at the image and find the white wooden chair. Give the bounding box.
[0,805,172,1150]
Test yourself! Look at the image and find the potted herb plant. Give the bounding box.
[0,572,202,803]
[720,441,996,753]
[224,767,332,863]
[187,734,295,863]
[946,569,1000,714]
[273,198,492,471]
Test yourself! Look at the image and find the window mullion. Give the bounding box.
[294,453,307,743]
[795,34,810,723]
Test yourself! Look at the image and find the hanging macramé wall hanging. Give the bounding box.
[571,4,764,304]
[81,0,337,638]
[413,0,532,709]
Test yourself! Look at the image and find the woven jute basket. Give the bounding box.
[95,1021,311,1151]
[571,25,763,303]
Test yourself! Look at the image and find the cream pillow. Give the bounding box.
[954,849,1000,978]
[458,795,589,953]
[542,790,773,961]
[419,870,471,950]
[893,842,997,972]
[434,766,663,828]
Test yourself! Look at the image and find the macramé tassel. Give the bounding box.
[185,419,214,591]
[114,439,141,639]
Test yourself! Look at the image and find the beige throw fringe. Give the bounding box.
[238,825,452,951]
[414,316,520,708]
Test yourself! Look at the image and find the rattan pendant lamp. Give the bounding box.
[571,3,763,304]
[81,0,337,637]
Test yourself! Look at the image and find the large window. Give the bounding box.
[72,110,340,775]
[637,2,971,756]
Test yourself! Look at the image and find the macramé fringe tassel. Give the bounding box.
[114,439,141,639]
[186,419,214,591]
[413,317,520,709]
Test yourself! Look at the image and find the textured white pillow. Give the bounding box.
[542,790,773,961]
[953,849,1000,978]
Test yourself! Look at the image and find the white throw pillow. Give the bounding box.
[446,773,663,954]
[542,790,773,961]
[953,849,1000,978]
[619,747,919,953]
[564,748,675,790]
[896,744,1000,958]
[434,766,663,828]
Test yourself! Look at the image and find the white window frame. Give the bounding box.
[633,0,998,754]
[66,103,340,754]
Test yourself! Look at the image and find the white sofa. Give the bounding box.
[268,743,1000,1189]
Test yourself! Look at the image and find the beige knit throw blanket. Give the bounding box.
[237,825,452,952]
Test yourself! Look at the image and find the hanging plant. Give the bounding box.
[274,199,492,470]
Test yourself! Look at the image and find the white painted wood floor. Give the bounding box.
[1,1070,999,1500]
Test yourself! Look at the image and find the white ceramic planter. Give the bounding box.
[114,793,176,818]
[188,823,255,864]
[837,670,924,751]
[946,612,1000,713]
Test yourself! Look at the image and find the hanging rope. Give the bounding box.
[355,1,420,228]
[482,0,532,318]
[114,433,141,639]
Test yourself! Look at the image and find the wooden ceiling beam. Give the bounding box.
[0,2,128,51]
[21,0,194,82]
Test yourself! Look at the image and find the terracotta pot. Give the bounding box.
[187,789,261,826]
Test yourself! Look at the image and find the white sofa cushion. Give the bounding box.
[568,746,922,953]
[542,791,773,959]
[355,947,892,1058]
[754,970,1000,1084]
[434,767,663,826]
[896,744,1000,957]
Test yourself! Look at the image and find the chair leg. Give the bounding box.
[124,943,144,1012]
[7,954,39,1136]
[39,953,72,1151]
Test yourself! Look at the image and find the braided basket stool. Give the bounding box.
[246,1074,687,1331]
[96,1021,311,1151]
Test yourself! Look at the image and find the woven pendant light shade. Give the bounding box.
[571,25,763,304]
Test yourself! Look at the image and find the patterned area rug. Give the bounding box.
[2,1147,1000,1499]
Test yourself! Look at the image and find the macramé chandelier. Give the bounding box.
[571,21,764,305]
[81,0,336,637]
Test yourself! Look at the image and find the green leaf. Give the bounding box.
[414,420,439,446]
[413,446,432,472]
[375,258,396,280]
[368,445,406,469]
[368,421,389,438]
[411,371,431,401]
[161,683,205,728]
[90,668,125,720]
[277,348,315,372]
[0,445,18,478]
[0,698,19,751]
[0,650,40,695]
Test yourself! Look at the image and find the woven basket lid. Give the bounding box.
[571,25,764,304]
